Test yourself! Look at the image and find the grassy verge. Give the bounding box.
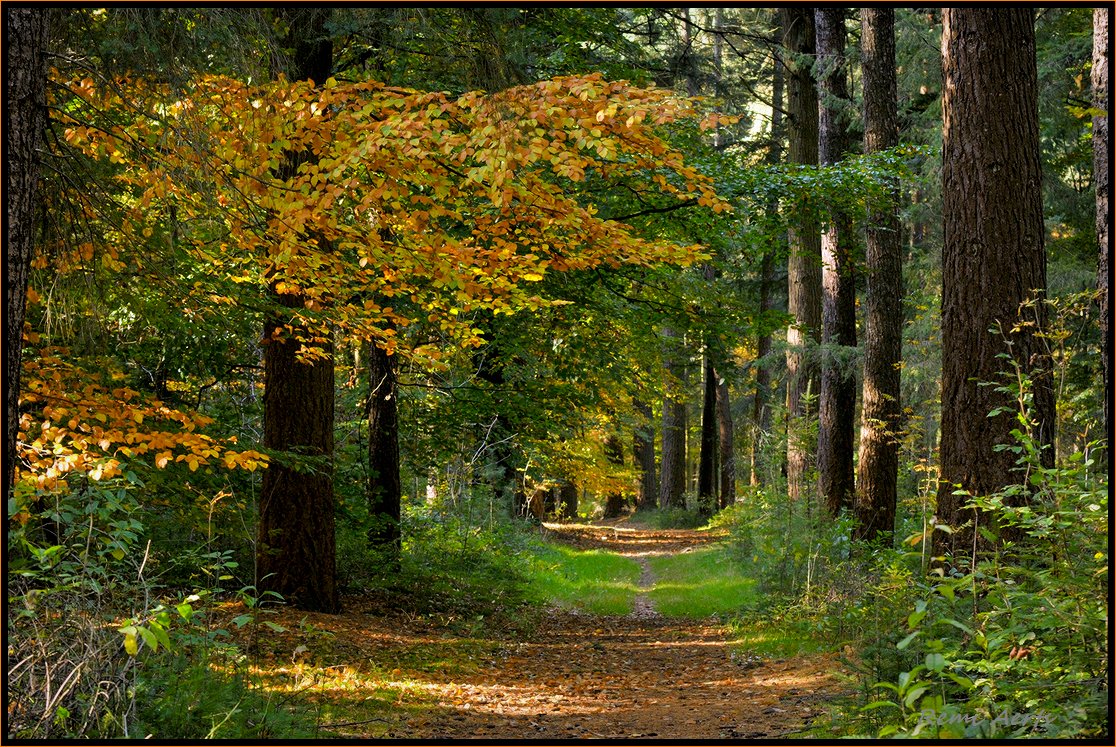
[522,542,641,615]
[646,544,757,617]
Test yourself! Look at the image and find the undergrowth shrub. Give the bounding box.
[6,472,313,739]
[847,367,1109,738]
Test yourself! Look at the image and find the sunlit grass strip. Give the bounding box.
[524,543,641,615]
[647,545,757,617]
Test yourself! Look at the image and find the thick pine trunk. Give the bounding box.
[4,9,49,502]
[935,8,1055,562]
[782,7,822,505]
[1094,8,1110,457]
[633,399,658,510]
[815,8,857,518]
[257,9,339,612]
[854,7,902,545]
[366,341,401,561]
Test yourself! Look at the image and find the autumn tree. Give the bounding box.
[854,7,902,545]
[935,8,1055,561]
[5,8,50,502]
[255,8,340,613]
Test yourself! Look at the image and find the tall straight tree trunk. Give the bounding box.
[366,340,401,561]
[855,7,902,545]
[660,328,688,509]
[782,7,822,505]
[935,8,1055,562]
[698,355,718,514]
[716,372,735,509]
[5,9,49,502]
[1094,8,1110,456]
[633,398,658,510]
[752,21,783,488]
[815,8,857,517]
[257,8,339,612]
[604,434,626,518]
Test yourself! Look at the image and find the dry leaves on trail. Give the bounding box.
[418,608,848,740]
[218,520,849,740]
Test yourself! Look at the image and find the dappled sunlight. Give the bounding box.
[207,523,849,739]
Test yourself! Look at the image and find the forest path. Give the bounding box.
[403,519,847,740]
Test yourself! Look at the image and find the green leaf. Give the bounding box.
[897,631,920,650]
[925,652,946,672]
[262,620,288,633]
[903,685,929,709]
[231,614,253,628]
[137,626,159,652]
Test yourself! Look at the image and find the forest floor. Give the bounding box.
[237,519,850,740]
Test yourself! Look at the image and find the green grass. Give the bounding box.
[647,544,757,617]
[524,543,641,615]
[727,618,830,657]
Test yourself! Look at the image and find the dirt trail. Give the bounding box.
[244,519,847,739]
[407,520,847,740]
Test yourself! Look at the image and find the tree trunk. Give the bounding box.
[698,354,718,515]
[633,398,658,510]
[1094,8,1110,457]
[557,480,578,522]
[815,8,857,518]
[854,7,902,545]
[935,8,1055,563]
[604,434,626,518]
[4,9,49,503]
[257,8,339,613]
[258,312,338,612]
[659,329,688,509]
[366,340,401,562]
[751,25,783,488]
[782,6,822,505]
[716,372,735,510]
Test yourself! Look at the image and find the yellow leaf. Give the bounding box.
[123,632,138,656]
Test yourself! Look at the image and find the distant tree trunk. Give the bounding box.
[1094,8,1110,456]
[935,8,1055,562]
[660,329,688,509]
[751,25,783,488]
[855,7,902,545]
[604,434,626,518]
[716,372,735,509]
[366,340,401,562]
[474,344,521,517]
[257,8,339,613]
[557,480,578,522]
[815,8,857,517]
[4,9,49,503]
[782,6,822,505]
[633,398,658,510]
[698,355,718,515]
